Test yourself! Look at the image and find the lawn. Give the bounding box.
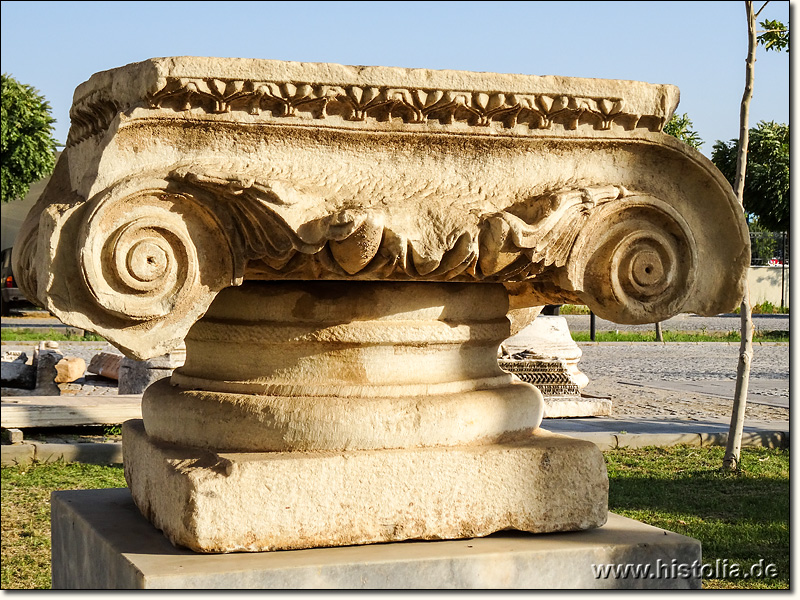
[571,330,789,343]
[0,446,789,589]
[0,328,106,342]
[1,461,126,589]
[605,445,789,589]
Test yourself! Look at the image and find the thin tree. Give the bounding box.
[723,1,788,471]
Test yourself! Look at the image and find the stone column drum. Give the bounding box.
[15,57,749,553]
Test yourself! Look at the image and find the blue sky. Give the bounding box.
[0,1,790,158]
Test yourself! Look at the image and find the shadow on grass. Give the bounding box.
[606,446,789,589]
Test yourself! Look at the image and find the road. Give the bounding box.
[564,312,789,333]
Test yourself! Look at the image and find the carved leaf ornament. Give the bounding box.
[78,171,693,323]
[145,78,636,131]
[68,78,650,146]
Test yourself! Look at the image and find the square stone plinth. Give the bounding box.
[51,488,701,589]
[121,420,608,553]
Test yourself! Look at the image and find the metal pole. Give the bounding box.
[590,311,596,341]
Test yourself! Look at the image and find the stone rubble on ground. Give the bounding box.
[1,343,62,396]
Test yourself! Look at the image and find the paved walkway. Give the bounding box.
[555,341,789,448]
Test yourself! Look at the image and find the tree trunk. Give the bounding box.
[723,0,757,471]
[655,322,663,342]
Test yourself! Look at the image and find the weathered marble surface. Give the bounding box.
[15,57,749,555]
[15,57,749,360]
[123,420,608,553]
[143,282,544,453]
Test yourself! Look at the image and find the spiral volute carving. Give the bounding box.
[78,180,233,321]
[570,196,697,324]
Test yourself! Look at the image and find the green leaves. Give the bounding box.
[664,113,703,150]
[1,74,58,203]
[758,19,789,52]
[711,121,789,232]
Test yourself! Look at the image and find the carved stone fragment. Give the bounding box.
[15,58,749,554]
[15,57,748,360]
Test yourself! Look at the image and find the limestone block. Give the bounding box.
[4,348,63,396]
[1,428,24,444]
[118,361,170,394]
[55,357,86,384]
[1,356,35,388]
[123,420,608,553]
[542,397,612,418]
[1,443,34,466]
[33,349,62,395]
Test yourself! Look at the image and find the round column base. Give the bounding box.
[143,281,545,452]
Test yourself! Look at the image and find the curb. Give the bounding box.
[1,430,788,466]
[1,441,123,466]
[561,430,789,451]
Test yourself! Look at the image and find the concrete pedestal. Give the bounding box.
[51,488,701,589]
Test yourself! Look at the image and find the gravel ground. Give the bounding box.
[577,342,789,422]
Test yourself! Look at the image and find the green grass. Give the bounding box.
[0,447,789,589]
[0,328,107,342]
[571,330,789,343]
[606,445,789,589]
[559,304,592,315]
[735,301,790,315]
[561,302,788,315]
[1,461,126,589]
